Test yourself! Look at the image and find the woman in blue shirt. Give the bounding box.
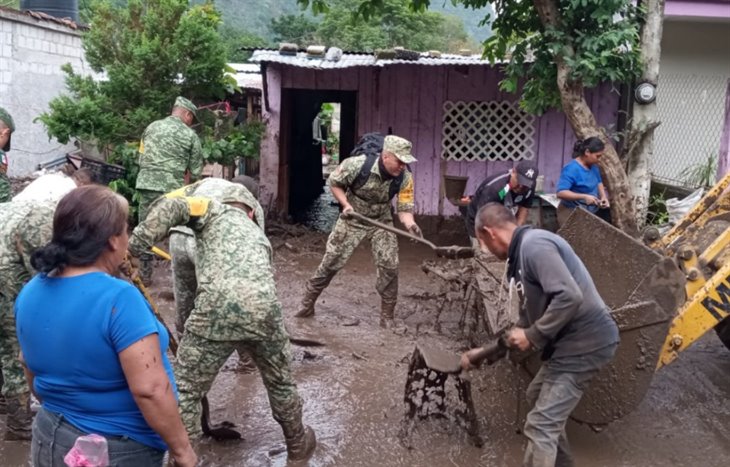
[556,137,612,226]
[15,185,196,467]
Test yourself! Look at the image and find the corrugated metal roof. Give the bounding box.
[249,50,499,69]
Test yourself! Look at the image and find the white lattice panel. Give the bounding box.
[441,100,536,161]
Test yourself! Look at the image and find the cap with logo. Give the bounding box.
[383,135,417,164]
[0,106,15,152]
[174,96,198,120]
[515,160,538,188]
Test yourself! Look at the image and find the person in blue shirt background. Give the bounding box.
[14,185,196,467]
[556,137,612,226]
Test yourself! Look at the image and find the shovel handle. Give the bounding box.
[468,337,508,367]
[347,211,438,250]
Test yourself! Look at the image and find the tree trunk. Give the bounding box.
[533,0,639,237]
[626,0,666,228]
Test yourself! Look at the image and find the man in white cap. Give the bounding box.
[295,134,420,328]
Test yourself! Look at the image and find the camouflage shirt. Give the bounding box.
[0,200,55,298]
[329,155,414,221]
[135,116,204,193]
[166,178,265,233]
[129,197,278,341]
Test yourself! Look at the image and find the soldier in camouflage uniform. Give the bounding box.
[295,135,421,327]
[0,199,56,439]
[0,107,16,203]
[128,191,316,462]
[167,176,264,335]
[135,96,204,284]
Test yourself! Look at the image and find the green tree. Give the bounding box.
[219,24,270,62]
[270,14,320,46]
[38,0,228,149]
[301,0,660,234]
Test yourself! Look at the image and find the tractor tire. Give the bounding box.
[715,316,730,351]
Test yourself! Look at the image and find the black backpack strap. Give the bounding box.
[351,153,378,193]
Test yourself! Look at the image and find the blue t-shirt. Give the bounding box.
[15,272,177,451]
[556,160,602,212]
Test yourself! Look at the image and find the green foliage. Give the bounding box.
[37,0,228,149]
[107,142,142,224]
[680,152,718,189]
[310,0,475,52]
[270,14,320,45]
[299,0,642,114]
[201,119,266,167]
[219,25,270,62]
[647,191,669,226]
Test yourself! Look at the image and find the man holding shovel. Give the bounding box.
[461,203,619,467]
[295,134,421,328]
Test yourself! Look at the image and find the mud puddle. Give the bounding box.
[1,230,729,466]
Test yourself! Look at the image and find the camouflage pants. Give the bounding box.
[0,293,29,400]
[176,328,302,439]
[0,173,11,202]
[169,231,197,336]
[136,189,164,283]
[309,216,399,303]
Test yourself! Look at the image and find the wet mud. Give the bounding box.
[1,226,729,466]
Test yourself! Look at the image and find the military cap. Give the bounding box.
[383,135,417,164]
[0,106,15,152]
[174,96,198,119]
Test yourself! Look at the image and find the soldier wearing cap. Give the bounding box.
[295,134,420,328]
[135,96,204,284]
[0,106,16,202]
[464,160,539,248]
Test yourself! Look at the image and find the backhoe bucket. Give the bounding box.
[521,209,686,425]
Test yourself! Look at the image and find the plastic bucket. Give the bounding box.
[443,175,469,200]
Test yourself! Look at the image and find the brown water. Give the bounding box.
[1,232,729,466]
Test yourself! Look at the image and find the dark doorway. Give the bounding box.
[279,89,357,227]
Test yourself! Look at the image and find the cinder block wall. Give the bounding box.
[0,9,93,176]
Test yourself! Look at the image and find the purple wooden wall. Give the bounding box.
[719,79,730,180]
[260,63,621,216]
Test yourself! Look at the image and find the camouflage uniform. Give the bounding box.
[298,138,416,324]
[0,200,56,439]
[135,101,203,282]
[0,106,16,203]
[166,178,265,334]
[128,196,310,448]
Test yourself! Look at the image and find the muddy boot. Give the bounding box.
[5,396,33,441]
[294,276,332,318]
[284,422,316,462]
[380,300,396,328]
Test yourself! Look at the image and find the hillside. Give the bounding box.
[209,0,492,44]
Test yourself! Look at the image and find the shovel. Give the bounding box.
[399,337,508,448]
[346,211,474,259]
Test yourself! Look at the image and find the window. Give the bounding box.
[441,100,536,161]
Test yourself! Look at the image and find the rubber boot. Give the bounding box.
[380,300,396,328]
[294,274,334,318]
[294,286,320,318]
[5,396,32,441]
[283,421,316,462]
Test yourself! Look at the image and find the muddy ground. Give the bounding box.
[1,227,729,466]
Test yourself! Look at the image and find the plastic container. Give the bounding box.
[64,434,109,467]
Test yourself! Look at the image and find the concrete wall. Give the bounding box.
[0,8,92,176]
[652,19,730,182]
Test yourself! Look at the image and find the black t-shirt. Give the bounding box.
[465,171,535,237]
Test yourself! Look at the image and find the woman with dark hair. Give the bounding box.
[14,185,196,467]
[556,137,611,225]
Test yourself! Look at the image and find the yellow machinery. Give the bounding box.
[527,174,730,425]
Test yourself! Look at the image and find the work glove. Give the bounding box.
[408,223,423,238]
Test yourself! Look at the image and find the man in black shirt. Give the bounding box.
[464,160,538,244]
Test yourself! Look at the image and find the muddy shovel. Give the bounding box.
[125,269,243,441]
[346,211,474,259]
